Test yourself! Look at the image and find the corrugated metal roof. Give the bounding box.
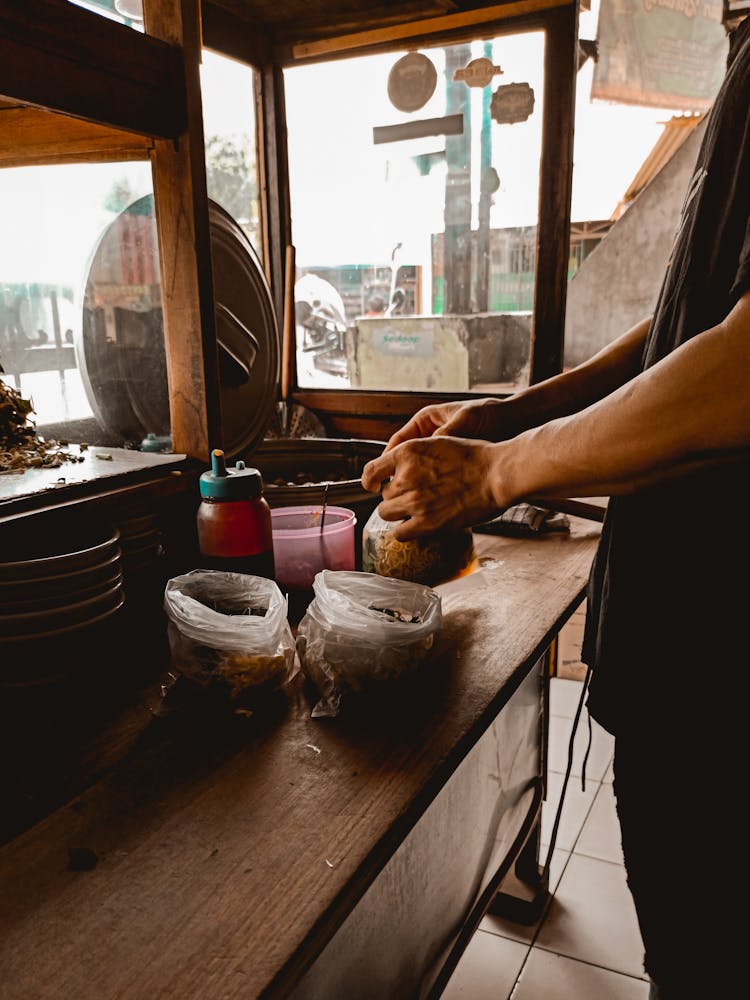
[611,113,704,220]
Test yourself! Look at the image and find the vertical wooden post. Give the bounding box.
[531,0,579,384]
[258,62,292,330]
[142,0,221,460]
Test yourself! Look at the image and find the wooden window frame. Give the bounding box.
[248,1,579,440]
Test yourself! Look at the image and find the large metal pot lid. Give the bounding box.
[77,194,279,459]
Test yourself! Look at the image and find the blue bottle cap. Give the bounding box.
[199,449,264,499]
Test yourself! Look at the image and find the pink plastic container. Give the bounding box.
[271,505,356,593]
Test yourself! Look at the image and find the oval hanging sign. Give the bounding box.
[387,52,438,113]
[490,82,535,124]
[453,57,503,88]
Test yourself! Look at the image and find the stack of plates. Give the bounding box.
[115,512,168,620]
[116,512,164,574]
[0,526,123,686]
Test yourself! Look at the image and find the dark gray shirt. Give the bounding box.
[583,16,750,735]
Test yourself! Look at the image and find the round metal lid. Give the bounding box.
[209,201,279,458]
[77,195,279,458]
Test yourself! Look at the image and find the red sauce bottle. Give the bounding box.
[196,449,275,580]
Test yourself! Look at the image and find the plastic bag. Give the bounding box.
[362,507,475,587]
[163,570,297,707]
[296,569,442,718]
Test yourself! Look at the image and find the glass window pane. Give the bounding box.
[201,51,262,260]
[67,0,144,31]
[0,161,162,470]
[284,30,545,393]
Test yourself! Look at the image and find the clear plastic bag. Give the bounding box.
[362,507,475,587]
[163,570,297,706]
[296,569,442,717]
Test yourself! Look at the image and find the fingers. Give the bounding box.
[382,427,412,453]
[361,450,396,493]
[433,405,482,439]
[382,511,427,541]
[382,403,455,453]
[433,417,461,438]
[383,415,430,452]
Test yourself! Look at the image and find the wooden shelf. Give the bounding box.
[0,106,152,168]
[0,0,185,139]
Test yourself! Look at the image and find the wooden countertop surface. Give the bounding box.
[0,518,601,1000]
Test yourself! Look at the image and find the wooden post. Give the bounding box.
[142,0,221,461]
[530,1,578,383]
[258,62,292,328]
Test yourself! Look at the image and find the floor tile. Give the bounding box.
[549,677,585,720]
[534,853,647,980]
[480,847,570,944]
[540,768,598,853]
[547,712,614,783]
[441,929,530,1000]
[575,781,624,865]
[511,950,650,1000]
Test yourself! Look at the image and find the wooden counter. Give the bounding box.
[0,516,601,1000]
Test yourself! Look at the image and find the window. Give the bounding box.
[201,50,262,260]
[284,29,546,394]
[0,161,159,455]
[67,0,144,30]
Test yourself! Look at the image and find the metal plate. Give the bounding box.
[77,195,279,458]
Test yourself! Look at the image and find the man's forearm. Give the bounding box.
[492,296,750,505]
[487,315,652,439]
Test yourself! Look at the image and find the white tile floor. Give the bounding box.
[443,677,651,1000]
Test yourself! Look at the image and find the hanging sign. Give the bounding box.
[453,57,503,88]
[591,0,727,111]
[387,52,438,113]
[490,82,535,124]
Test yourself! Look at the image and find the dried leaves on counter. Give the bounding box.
[0,374,84,474]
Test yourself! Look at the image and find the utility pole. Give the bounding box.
[476,40,495,313]
[443,45,472,315]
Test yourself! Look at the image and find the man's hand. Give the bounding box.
[361,436,500,540]
[384,398,502,452]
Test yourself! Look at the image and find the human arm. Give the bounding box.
[362,293,750,539]
[382,315,652,449]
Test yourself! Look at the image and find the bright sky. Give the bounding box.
[571,1,686,221]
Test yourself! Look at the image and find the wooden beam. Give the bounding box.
[293,387,490,441]
[288,0,571,62]
[0,0,185,139]
[0,107,152,168]
[201,1,272,67]
[145,0,222,461]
